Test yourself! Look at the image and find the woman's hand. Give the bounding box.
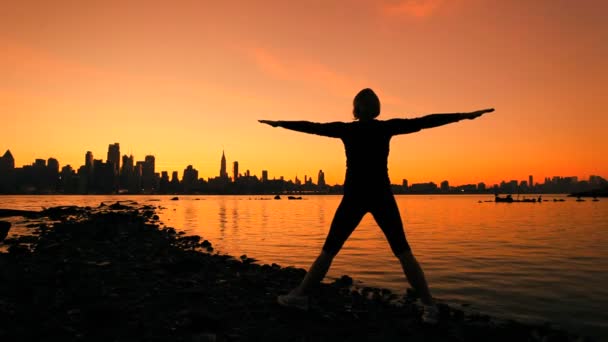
[259,120,279,127]
[462,108,494,120]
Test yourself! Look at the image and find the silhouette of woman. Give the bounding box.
[259,88,493,323]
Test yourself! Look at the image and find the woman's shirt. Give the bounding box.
[275,118,428,191]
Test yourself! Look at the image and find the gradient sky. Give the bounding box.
[1,0,606,186]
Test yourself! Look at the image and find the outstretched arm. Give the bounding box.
[258,120,345,138]
[387,108,494,135]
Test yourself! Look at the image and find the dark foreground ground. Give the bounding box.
[0,203,595,342]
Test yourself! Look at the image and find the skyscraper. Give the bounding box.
[142,155,155,192]
[107,143,120,173]
[183,165,199,193]
[144,155,155,171]
[132,162,144,193]
[170,171,180,193]
[0,150,15,193]
[85,151,94,170]
[317,170,325,186]
[220,150,228,178]
[47,158,60,191]
[233,161,239,181]
[120,154,134,190]
[47,158,59,173]
[159,171,170,193]
[1,150,14,169]
[121,155,134,175]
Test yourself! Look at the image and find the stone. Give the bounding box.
[0,221,10,242]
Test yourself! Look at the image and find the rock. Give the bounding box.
[0,221,10,241]
[0,202,591,342]
[333,275,353,288]
[0,209,41,218]
[108,202,131,210]
[7,244,29,254]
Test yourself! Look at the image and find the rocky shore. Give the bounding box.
[0,202,594,341]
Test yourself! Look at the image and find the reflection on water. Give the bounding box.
[1,194,607,339]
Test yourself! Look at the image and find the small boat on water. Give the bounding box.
[494,194,514,203]
[494,194,542,203]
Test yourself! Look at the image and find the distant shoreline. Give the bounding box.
[0,191,592,196]
[569,186,608,197]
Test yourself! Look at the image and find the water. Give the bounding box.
[1,194,607,339]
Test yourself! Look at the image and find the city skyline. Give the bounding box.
[1,144,605,190]
[1,1,607,186]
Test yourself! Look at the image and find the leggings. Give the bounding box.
[322,190,411,256]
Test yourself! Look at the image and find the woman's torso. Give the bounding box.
[340,120,393,191]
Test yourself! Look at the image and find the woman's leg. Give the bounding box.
[396,250,433,305]
[290,195,365,296]
[371,193,433,305]
[289,250,334,296]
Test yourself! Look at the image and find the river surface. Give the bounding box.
[1,194,607,339]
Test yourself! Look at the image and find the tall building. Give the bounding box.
[47,158,59,173]
[85,151,94,170]
[529,175,534,189]
[220,150,228,178]
[262,170,268,182]
[107,143,120,173]
[84,151,94,190]
[105,144,120,193]
[122,155,134,171]
[159,171,170,193]
[130,162,143,193]
[317,170,326,187]
[170,171,180,193]
[1,150,15,169]
[142,155,156,192]
[233,161,239,181]
[120,154,134,191]
[47,158,60,192]
[59,165,77,193]
[0,150,16,193]
[91,159,115,193]
[183,165,199,193]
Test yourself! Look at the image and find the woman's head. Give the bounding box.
[353,88,380,121]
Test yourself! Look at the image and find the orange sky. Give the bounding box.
[1,0,606,186]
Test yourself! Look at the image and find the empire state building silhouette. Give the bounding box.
[220,150,228,179]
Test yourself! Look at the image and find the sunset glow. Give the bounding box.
[1,0,606,186]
